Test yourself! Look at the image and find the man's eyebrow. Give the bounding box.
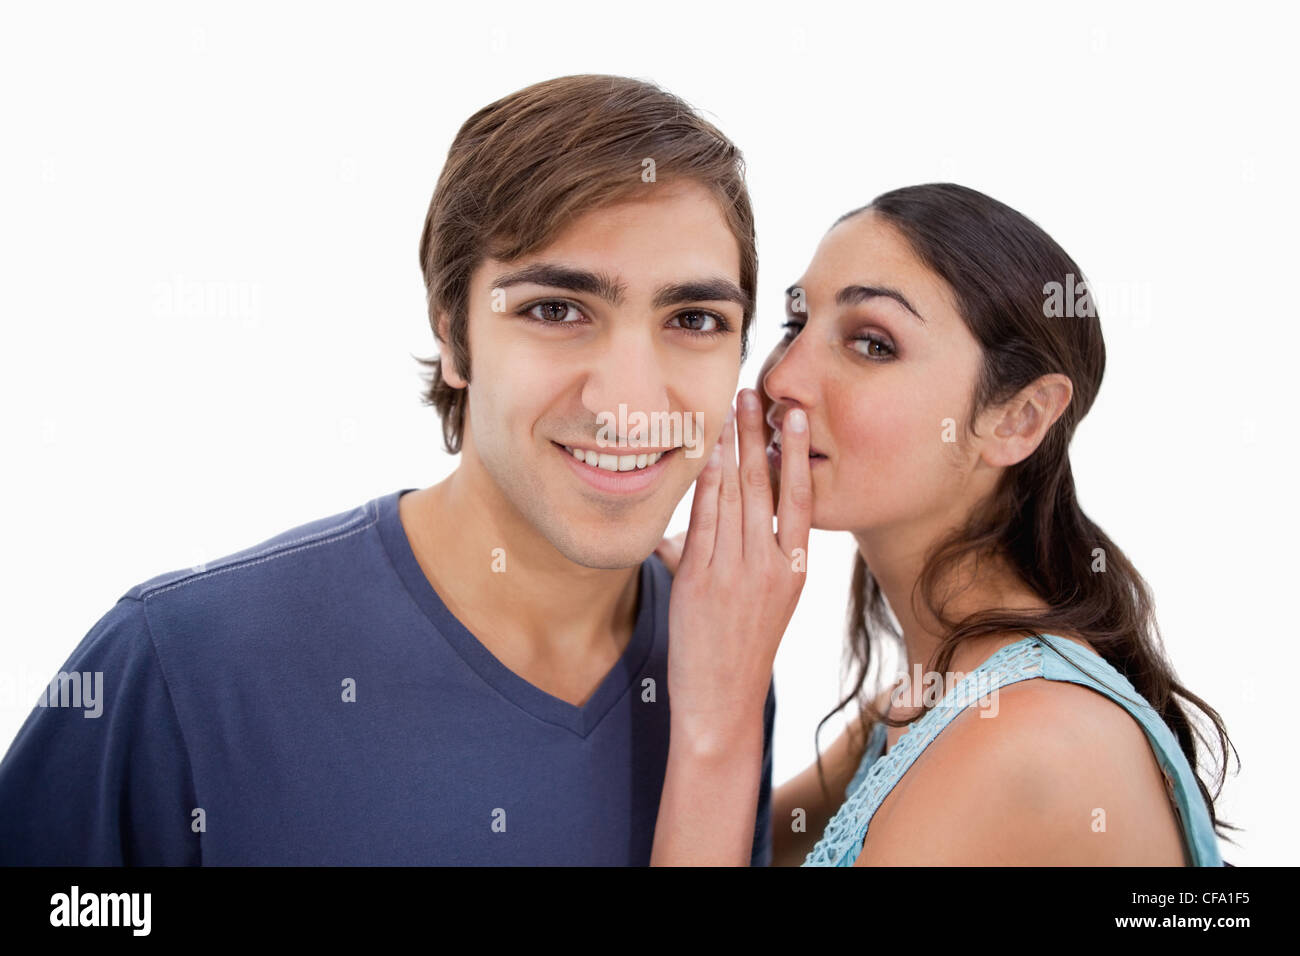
[784,282,928,326]
[493,263,750,314]
[492,264,627,305]
[652,278,751,314]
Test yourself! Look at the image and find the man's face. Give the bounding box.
[442,179,745,569]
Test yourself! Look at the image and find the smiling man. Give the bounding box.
[0,74,775,865]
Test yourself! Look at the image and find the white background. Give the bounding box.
[1,1,1294,865]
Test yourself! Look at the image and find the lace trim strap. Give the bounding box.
[802,634,1223,866]
[805,637,1043,866]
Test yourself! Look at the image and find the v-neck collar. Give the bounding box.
[375,488,659,738]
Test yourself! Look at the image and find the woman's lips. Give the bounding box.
[765,435,828,469]
[767,429,827,458]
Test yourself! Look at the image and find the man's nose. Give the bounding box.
[580,332,672,444]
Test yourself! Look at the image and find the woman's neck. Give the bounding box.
[852,528,1055,678]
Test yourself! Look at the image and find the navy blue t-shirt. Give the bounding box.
[0,488,774,865]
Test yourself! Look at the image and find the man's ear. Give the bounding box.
[436,310,469,389]
[978,373,1072,467]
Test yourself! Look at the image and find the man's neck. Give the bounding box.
[398,469,643,707]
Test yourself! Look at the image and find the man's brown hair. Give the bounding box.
[415,74,758,454]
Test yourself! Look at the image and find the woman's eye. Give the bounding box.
[853,334,895,360]
[524,300,583,324]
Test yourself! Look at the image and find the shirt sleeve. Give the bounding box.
[0,596,200,865]
[748,678,776,866]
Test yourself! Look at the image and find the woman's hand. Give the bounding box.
[653,531,686,575]
[665,387,813,740]
[650,387,812,865]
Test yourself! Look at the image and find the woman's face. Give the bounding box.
[757,210,993,536]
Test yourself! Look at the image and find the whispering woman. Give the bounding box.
[650,183,1238,866]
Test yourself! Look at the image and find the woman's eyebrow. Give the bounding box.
[784,282,927,326]
[837,284,928,325]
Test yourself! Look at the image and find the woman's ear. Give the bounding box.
[979,373,1073,467]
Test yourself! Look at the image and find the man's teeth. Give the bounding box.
[563,445,667,472]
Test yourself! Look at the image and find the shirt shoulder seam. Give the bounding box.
[137,500,379,603]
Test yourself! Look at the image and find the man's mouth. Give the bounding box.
[551,440,680,496]
[555,442,675,473]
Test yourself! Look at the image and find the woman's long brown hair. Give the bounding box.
[813,183,1240,845]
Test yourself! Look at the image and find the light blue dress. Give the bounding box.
[803,634,1225,866]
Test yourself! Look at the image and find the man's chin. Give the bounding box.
[554,541,660,571]
[544,525,665,571]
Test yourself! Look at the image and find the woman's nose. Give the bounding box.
[759,333,817,419]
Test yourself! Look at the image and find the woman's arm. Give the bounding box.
[651,704,769,866]
[650,531,770,865]
[770,681,898,866]
[650,390,812,866]
[771,719,870,866]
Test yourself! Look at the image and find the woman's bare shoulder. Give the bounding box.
[855,676,1187,865]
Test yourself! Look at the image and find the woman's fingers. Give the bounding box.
[678,429,724,574]
[709,403,743,569]
[776,407,813,567]
[654,531,687,576]
[736,388,776,559]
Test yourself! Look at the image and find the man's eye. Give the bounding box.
[671,310,731,337]
[521,300,584,324]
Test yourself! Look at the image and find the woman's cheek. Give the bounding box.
[754,351,784,443]
[856,413,928,493]
[755,349,780,405]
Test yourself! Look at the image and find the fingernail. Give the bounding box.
[708,443,721,467]
[740,389,759,412]
[788,409,807,432]
[725,405,736,426]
